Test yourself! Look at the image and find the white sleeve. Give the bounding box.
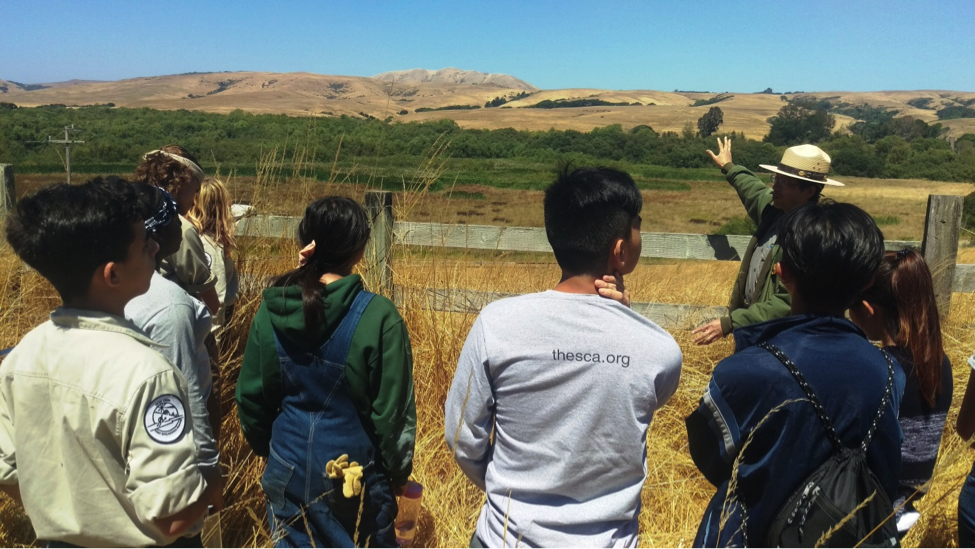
[444,316,495,491]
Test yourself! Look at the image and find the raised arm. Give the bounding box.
[707,137,734,169]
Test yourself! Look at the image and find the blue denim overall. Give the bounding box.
[260,291,398,548]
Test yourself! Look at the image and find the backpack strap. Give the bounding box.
[758,342,844,450]
[758,342,896,454]
[860,349,895,453]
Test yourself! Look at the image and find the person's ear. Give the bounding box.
[858,300,877,317]
[609,238,626,272]
[774,262,796,293]
[103,262,122,288]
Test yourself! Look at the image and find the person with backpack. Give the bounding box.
[849,249,952,538]
[685,200,906,547]
[235,196,416,547]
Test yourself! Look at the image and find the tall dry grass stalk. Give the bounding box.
[2,145,975,548]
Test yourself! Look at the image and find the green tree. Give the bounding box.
[697,106,724,138]
[764,103,835,146]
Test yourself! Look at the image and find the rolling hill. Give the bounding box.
[1,70,974,138]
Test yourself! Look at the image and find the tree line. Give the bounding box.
[1,103,973,183]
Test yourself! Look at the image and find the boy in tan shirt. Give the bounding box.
[0,178,220,547]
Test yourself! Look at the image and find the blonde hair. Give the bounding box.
[191,178,236,254]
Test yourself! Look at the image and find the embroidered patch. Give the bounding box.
[144,394,186,444]
[204,251,213,269]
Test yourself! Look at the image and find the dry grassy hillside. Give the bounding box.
[3,72,974,137]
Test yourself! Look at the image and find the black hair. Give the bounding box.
[272,196,371,334]
[131,180,164,220]
[543,165,642,276]
[5,177,141,301]
[778,199,884,311]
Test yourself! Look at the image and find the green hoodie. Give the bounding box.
[235,274,416,486]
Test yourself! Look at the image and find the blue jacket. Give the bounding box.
[686,315,906,547]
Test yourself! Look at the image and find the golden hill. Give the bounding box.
[1,71,974,138]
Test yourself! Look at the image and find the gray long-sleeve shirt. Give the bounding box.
[126,272,220,480]
[445,291,682,547]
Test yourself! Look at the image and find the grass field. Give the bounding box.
[13,155,972,241]
[1,159,975,547]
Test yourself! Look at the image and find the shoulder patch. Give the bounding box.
[144,394,187,444]
[204,251,213,269]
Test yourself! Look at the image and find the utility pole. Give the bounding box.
[47,125,85,184]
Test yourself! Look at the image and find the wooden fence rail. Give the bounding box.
[0,166,964,326]
[234,190,967,323]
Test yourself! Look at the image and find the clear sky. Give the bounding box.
[2,0,973,92]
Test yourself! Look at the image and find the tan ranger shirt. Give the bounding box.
[159,215,217,295]
[0,308,207,547]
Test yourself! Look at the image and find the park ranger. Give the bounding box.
[691,137,845,345]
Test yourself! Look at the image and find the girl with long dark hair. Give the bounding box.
[235,196,416,547]
[849,249,953,538]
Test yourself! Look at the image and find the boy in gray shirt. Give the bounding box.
[124,184,222,498]
[445,167,682,548]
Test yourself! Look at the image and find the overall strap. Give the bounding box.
[321,291,376,366]
[758,342,895,453]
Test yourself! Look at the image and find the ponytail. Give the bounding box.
[271,197,371,337]
[861,249,943,407]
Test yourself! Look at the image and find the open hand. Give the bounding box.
[596,273,631,307]
[692,319,725,345]
[706,137,733,169]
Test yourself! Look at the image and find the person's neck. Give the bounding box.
[789,294,845,318]
[319,270,353,285]
[553,272,600,295]
[63,295,125,317]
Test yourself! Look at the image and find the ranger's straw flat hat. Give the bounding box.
[759,144,844,187]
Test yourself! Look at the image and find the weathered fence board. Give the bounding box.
[922,194,964,316]
[239,215,931,262]
[0,165,14,217]
[392,285,727,327]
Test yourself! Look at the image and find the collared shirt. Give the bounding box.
[127,272,220,480]
[0,308,206,547]
[159,215,217,295]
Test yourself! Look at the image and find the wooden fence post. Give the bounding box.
[921,194,963,317]
[0,165,13,218]
[364,190,394,297]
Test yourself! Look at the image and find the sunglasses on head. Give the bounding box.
[144,190,178,236]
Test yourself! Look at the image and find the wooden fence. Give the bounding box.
[0,167,965,327]
[234,190,969,326]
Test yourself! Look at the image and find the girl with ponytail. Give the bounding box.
[849,248,952,538]
[235,196,416,547]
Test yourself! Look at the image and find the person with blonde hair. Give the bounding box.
[191,178,239,333]
[134,144,219,316]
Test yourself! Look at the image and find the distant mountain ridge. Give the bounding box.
[373,68,536,91]
[1,71,973,138]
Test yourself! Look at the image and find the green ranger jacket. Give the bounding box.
[235,274,416,486]
[719,164,792,336]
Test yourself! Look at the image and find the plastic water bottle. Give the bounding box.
[395,481,423,547]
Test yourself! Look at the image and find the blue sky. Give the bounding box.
[2,0,973,92]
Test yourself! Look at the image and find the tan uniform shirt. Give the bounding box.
[0,308,207,547]
[159,215,217,295]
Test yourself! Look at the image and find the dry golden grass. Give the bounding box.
[2,234,974,547]
[2,152,974,547]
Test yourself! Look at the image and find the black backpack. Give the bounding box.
[758,342,899,548]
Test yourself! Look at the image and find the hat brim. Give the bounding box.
[759,164,844,187]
